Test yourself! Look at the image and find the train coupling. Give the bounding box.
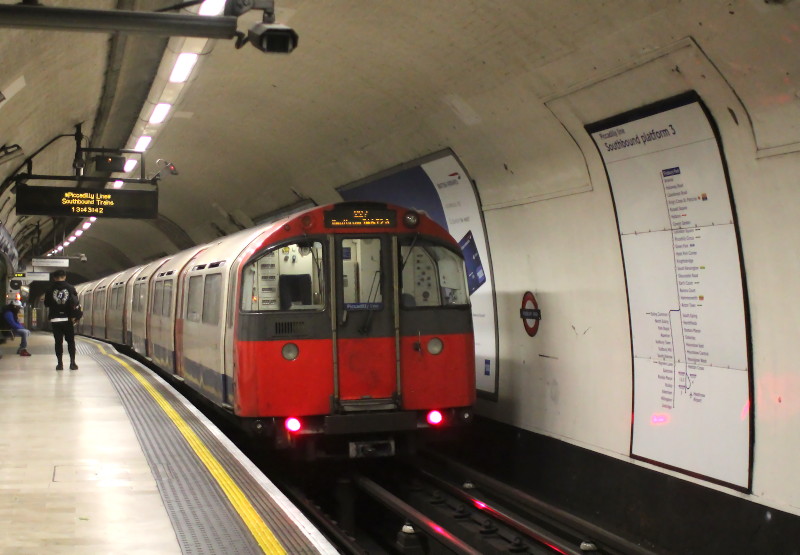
[348,438,396,458]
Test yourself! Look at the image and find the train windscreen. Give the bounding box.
[399,240,470,308]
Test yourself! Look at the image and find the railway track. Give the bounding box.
[258,450,656,554]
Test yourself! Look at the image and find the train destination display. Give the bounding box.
[15,183,158,219]
[324,206,397,227]
[588,95,751,490]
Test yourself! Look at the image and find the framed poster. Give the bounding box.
[587,92,752,490]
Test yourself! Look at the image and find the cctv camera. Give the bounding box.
[79,253,88,263]
[248,23,298,53]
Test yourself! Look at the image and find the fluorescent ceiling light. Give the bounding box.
[56,246,63,251]
[170,53,199,83]
[134,136,152,152]
[63,240,71,245]
[124,159,138,173]
[69,235,77,242]
[89,217,97,222]
[82,222,91,230]
[113,180,124,189]
[199,0,225,16]
[149,103,171,124]
[75,230,83,236]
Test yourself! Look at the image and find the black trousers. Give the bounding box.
[52,320,76,363]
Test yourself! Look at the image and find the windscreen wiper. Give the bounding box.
[400,233,420,272]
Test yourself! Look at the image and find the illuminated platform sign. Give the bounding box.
[324,206,396,227]
[16,184,157,219]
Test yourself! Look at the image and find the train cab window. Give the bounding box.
[241,241,325,312]
[400,240,470,308]
[187,275,203,322]
[202,274,222,324]
[341,238,383,309]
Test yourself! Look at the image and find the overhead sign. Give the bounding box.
[16,183,157,219]
[23,272,51,282]
[32,257,69,267]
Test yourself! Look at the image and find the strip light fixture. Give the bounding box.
[47,0,222,256]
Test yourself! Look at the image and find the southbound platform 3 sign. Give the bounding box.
[586,92,751,490]
[16,183,158,219]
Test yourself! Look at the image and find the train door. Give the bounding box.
[333,236,399,411]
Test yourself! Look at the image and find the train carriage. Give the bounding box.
[129,256,169,355]
[106,265,144,345]
[148,246,205,373]
[78,202,476,458]
[76,281,95,336]
[89,272,121,340]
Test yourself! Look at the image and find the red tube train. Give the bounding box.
[74,202,475,458]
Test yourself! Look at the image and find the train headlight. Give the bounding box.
[282,343,299,360]
[403,211,420,228]
[426,337,444,355]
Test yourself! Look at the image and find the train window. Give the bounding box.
[187,275,203,322]
[240,241,325,312]
[400,240,470,308]
[113,286,123,310]
[163,280,173,317]
[202,273,222,324]
[341,238,383,309]
[153,281,164,316]
[134,282,146,312]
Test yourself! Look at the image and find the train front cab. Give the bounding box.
[235,206,475,457]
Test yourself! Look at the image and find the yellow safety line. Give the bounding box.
[96,343,287,555]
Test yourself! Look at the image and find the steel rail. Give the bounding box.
[415,466,585,555]
[352,474,484,555]
[422,451,656,555]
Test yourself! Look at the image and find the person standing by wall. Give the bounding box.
[3,300,31,356]
[44,270,79,370]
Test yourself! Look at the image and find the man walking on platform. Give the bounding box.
[45,270,80,370]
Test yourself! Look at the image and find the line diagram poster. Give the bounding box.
[587,94,752,490]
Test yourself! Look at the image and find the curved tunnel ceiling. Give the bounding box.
[0,0,798,280]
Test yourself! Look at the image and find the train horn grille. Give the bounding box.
[274,321,305,336]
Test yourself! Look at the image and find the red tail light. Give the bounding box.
[285,417,302,433]
[426,410,443,426]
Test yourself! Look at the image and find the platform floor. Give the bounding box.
[0,332,337,554]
